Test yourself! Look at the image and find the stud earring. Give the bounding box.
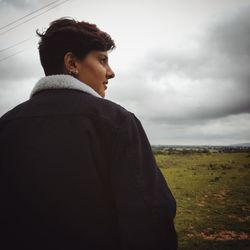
[69,68,78,75]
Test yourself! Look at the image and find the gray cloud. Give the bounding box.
[208,7,250,60]
[109,5,250,126]
[0,0,48,9]
[0,49,43,90]
[142,113,250,145]
[1,1,249,145]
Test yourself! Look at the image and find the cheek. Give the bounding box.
[79,60,106,83]
[92,65,106,79]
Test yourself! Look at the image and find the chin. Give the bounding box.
[98,90,105,98]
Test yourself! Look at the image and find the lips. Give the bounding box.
[103,81,108,90]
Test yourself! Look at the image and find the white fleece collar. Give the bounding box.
[30,74,102,98]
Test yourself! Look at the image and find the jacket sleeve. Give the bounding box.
[110,113,177,250]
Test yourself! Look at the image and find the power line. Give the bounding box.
[0,0,61,31]
[0,0,72,62]
[0,0,71,36]
[0,37,34,53]
[0,47,30,63]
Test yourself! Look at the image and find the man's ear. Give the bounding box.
[64,52,79,75]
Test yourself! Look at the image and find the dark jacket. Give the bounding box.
[0,77,177,250]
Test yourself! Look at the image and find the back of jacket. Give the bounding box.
[0,89,177,250]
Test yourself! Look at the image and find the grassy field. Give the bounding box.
[155,151,250,250]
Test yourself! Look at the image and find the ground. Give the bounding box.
[155,150,250,250]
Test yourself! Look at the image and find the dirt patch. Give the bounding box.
[228,214,250,223]
[187,230,249,241]
[241,205,250,211]
[196,200,206,207]
[212,188,231,200]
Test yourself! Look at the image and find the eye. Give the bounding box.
[99,56,108,64]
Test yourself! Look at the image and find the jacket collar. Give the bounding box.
[30,74,102,98]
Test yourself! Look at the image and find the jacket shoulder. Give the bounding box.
[0,99,30,125]
[91,96,134,127]
[0,90,135,130]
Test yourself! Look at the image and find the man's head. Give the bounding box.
[37,17,115,75]
[37,17,116,97]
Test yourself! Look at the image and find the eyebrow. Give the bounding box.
[99,54,108,62]
[99,54,108,59]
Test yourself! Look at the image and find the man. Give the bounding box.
[0,18,177,249]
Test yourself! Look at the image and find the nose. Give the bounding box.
[107,66,115,79]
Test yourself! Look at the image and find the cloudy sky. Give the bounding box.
[0,0,250,145]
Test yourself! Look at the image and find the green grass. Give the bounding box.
[156,152,250,250]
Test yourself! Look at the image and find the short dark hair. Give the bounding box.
[36,17,116,76]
